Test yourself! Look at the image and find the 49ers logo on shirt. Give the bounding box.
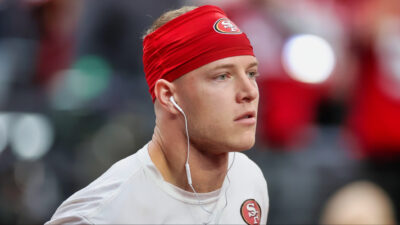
[214,18,242,34]
[240,199,261,225]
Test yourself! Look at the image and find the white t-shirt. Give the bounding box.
[46,143,269,224]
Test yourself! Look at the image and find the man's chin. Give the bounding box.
[230,138,255,152]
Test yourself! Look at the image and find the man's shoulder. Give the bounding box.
[47,145,150,224]
[233,152,263,172]
[82,144,148,194]
[230,151,267,183]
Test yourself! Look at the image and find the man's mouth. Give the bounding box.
[234,111,257,125]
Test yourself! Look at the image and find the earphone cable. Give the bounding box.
[177,100,236,220]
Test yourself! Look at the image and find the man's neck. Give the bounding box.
[148,132,229,193]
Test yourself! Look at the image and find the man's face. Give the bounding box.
[173,55,259,153]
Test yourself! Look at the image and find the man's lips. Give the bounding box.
[234,111,257,125]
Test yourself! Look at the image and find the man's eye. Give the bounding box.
[248,71,259,79]
[216,74,228,80]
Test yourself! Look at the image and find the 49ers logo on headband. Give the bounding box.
[240,199,262,225]
[214,18,242,34]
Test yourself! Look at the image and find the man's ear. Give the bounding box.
[154,79,179,114]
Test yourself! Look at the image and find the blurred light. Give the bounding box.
[50,69,87,110]
[72,55,111,100]
[50,55,111,110]
[10,113,54,160]
[282,34,336,84]
[0,113,10,154]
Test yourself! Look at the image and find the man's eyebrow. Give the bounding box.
[247,62,259,68]
[211,61,259,70]
[212,63,235,70]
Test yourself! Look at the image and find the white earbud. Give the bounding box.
[169,96,184,114]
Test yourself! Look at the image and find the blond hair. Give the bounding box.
[142,6,197,39]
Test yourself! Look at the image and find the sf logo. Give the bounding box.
[240,199,261,225]
[247,203,260,223]
[214,18,242,34]
[221,20,238,32]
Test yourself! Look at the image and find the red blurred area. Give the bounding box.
[347,34,400,159]
[31,0,82,87]
[258,79,323,148]
[223,0,400,158]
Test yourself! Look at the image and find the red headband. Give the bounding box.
[143,5,255,101]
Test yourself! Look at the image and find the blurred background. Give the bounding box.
[0,0,399,224]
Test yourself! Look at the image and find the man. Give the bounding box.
[46,5,268,224]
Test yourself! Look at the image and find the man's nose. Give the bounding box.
[236,74,259,103]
